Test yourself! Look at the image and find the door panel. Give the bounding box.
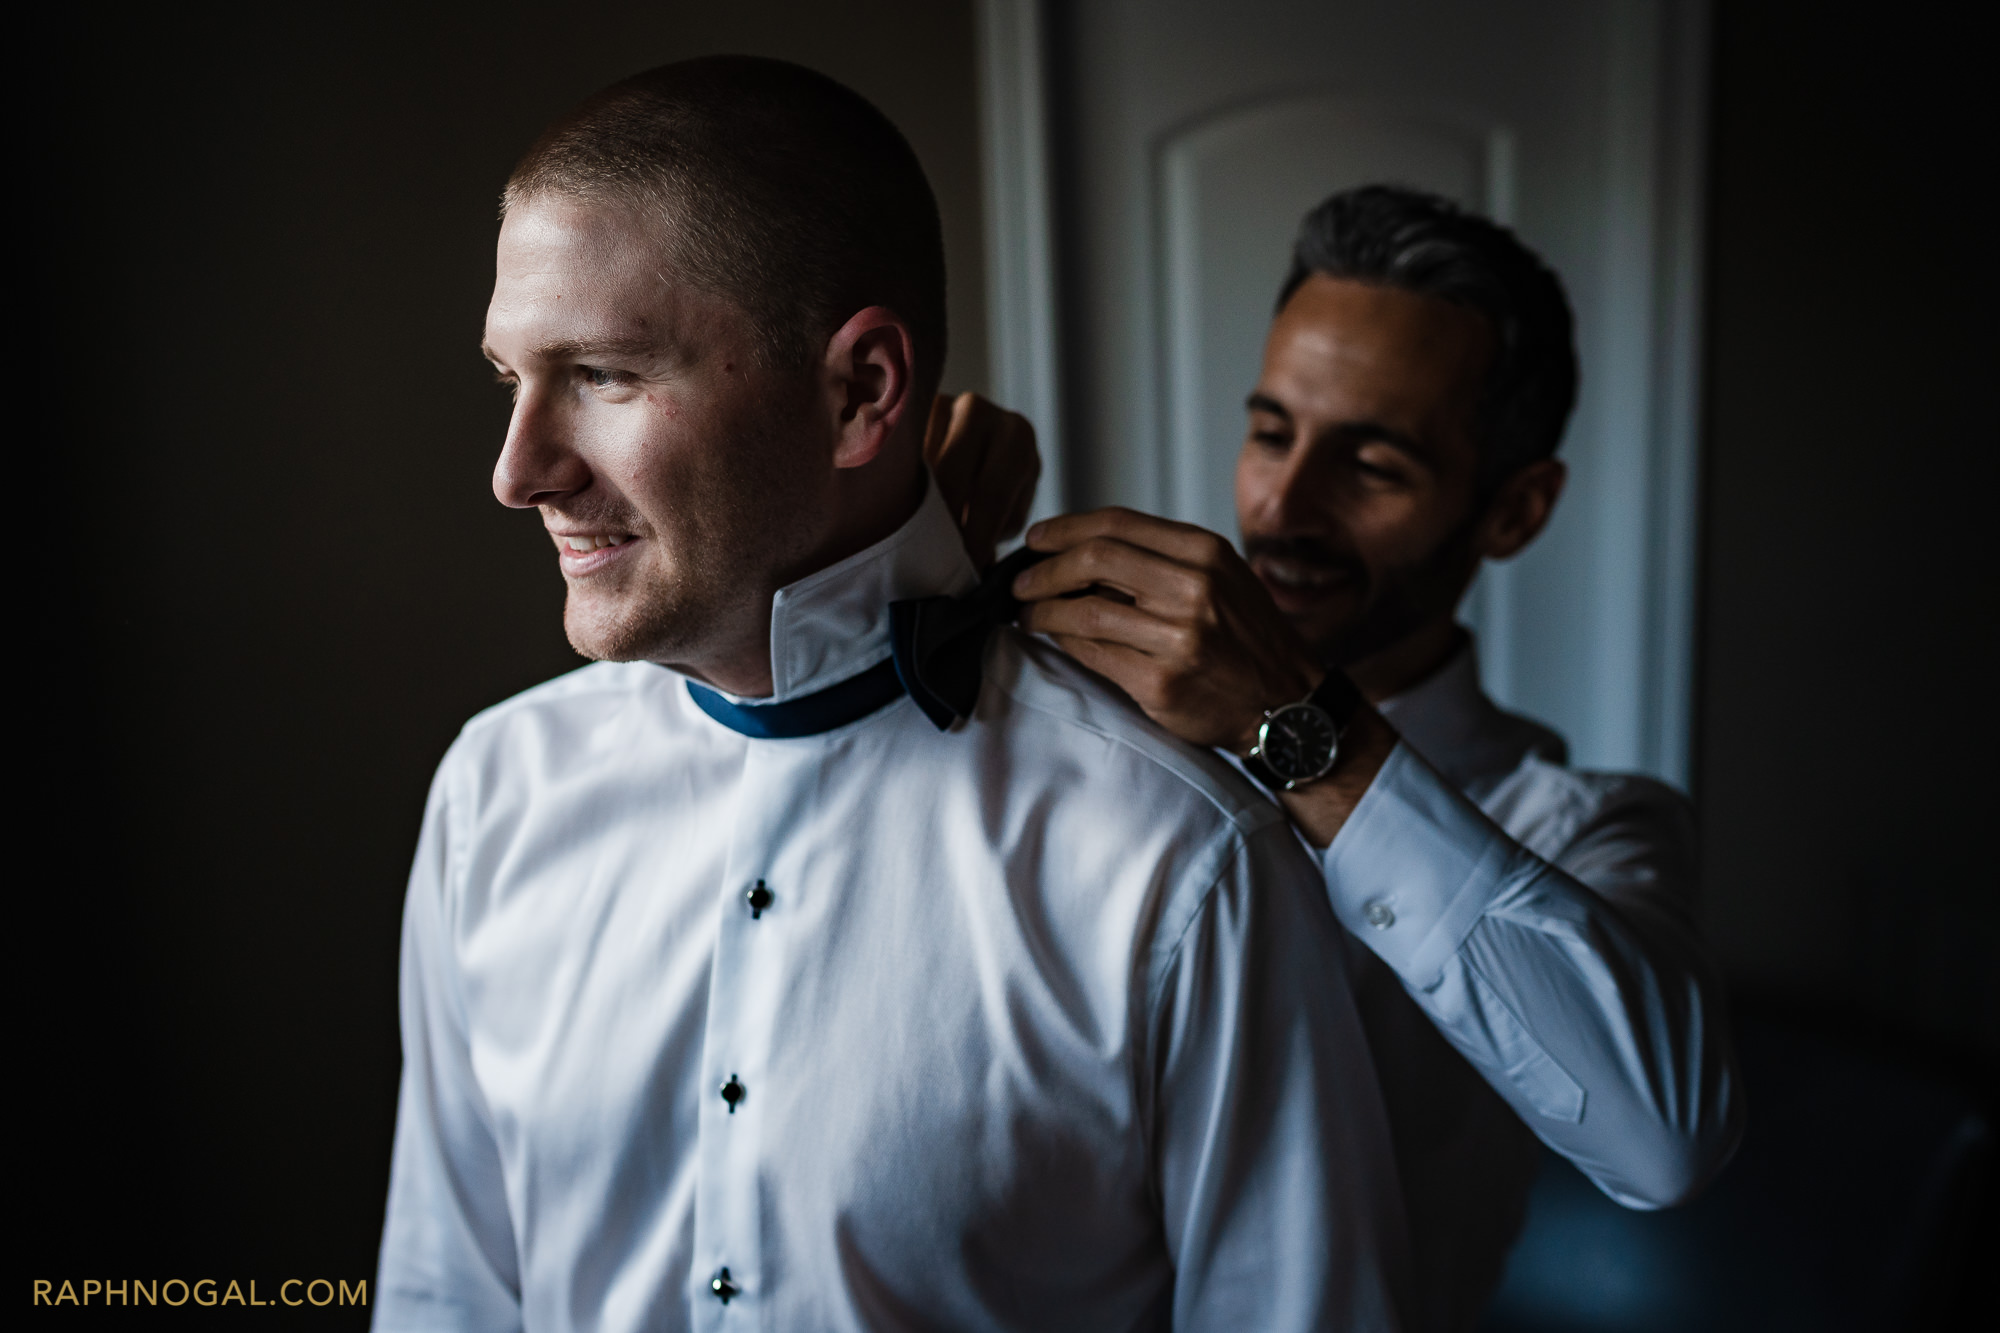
[1159,95,1507,535]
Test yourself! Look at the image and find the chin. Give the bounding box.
[563,593,685,664]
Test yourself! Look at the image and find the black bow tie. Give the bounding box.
[686,546,1047,738]
[889,544,1047,730]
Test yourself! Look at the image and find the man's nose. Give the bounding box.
[1249,443,1328,532]
[492,387,590,510]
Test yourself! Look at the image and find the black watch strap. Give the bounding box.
[1242,752,1287,792]
[1242,669,1365,793]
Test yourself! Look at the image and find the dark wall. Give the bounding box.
[36,0,985,1290]
[1699,2,1997,1064]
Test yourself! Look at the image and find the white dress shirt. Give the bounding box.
[374,480,1406,1332]
[1315,643,1742,1333]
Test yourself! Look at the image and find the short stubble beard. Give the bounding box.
[1293,507,1484,670]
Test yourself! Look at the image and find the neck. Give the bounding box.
[1343,614,1465,704]
[782,450,929,592]
[678,451,928,699]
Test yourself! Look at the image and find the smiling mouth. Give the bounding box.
[1253,555,1352,593]
[550,532,638,576]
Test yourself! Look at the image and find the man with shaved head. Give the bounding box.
[373,57,1404,1332]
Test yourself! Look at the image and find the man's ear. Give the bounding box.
[1475,458,1567,561]
[821,306,918,470]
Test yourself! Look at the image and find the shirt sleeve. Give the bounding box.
[1150,821,1409,1330]
[373,753,525,1332]
[1318,742,1742,1208]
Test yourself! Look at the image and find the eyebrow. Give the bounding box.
[1245,392,1438,468]
[481,335,665,367]
[1246,391,1292,421]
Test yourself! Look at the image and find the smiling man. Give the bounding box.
[935,186,1743,1333]
[371,59,1405,1332]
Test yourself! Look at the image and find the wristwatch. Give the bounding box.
[1243,669,1365,792]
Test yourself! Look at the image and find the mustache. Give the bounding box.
[542,503,641,531]
[1242,535,1360,575]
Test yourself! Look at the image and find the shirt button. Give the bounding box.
[710,1267,739,1303]
[720,1075,746,1112]
[1363,900,1396,929]
[746,880,774,918]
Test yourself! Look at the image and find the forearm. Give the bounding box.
[1271,703,1398,848]
[1434,866,1739,1204]
[1318,744,1741,1206]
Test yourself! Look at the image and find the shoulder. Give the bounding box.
[979,631,1334,1001]
[459,659,655,733]
[981,628,1287,844]
[440,660,671,787]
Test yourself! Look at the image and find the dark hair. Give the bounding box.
[1278,185,1578,490]
[505,56,948,400]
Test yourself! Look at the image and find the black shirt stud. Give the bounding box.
[710,1267,739,1303]
[720,1075,746,1113]
[746,880,773,919]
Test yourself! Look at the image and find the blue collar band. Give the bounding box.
[686,656,905,738]
[681,547,1050,740]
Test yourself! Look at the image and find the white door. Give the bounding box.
[978,0,1709,784]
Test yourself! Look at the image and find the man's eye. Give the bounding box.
[1249,428,1291,448]
[582,366,631,389]
[1352,450,1411,484]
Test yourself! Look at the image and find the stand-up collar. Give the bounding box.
[723,471,978,705]
[1376,634,1567,788]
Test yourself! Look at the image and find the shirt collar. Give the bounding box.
[1375,633,1567,785]
[748,471,978,704]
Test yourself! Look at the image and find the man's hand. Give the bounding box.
[1013,507,1397,846]
[1013,508,1317,751]
[924,392,1041,570]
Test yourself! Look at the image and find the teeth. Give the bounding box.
[562,535,630,551]
[1265,560,1340,589]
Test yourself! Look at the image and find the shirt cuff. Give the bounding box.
[1318,741,1525,991]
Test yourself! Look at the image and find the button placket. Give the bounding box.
[693,742,819,1327]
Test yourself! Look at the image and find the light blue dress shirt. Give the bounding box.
[373,481,1407,1332]
[1316,645,1742,1333]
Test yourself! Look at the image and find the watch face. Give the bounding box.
[1258,703,1339,783]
